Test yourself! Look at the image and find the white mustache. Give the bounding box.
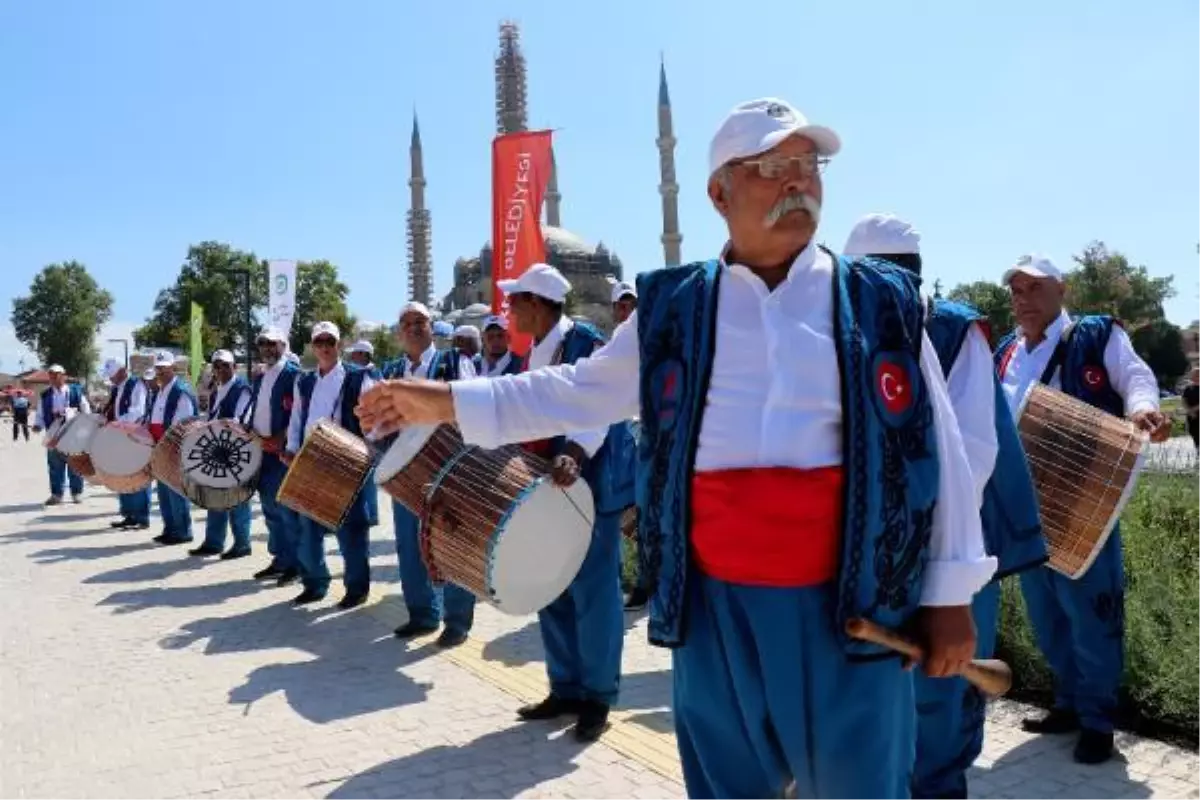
[764,193,821,228]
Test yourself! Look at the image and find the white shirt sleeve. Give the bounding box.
[919,331,998,607]
[233,386,252,421]
[458,356,478,380]
[34,397,45,429]
[120,382,148,423]
[175,393,196,421]
[78,392,92,414]
[945,324,999,508]
[1104,326,1160,416]
[452,314,642,449]
[286,381,304,454]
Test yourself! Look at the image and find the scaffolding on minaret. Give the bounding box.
[407,113,433,306]
[495,22,529,135]
[657,56,682,266]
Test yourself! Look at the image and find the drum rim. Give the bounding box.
[179,418,263,490]
[375,424,440,483]
[55,413,104,455]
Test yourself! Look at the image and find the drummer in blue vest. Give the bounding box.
[479,315,523,377]
[32,364,92,506]
[246,328,303,586]
[284,321,379,609]
[147,352,199,545]
[357,98,994,797]
[102,358,151,530]
[385,301,479,646]
[998,254,1167,764]
[190,349,254,559]
[844,214,1045,798]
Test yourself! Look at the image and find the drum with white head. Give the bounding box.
[54,413,106,456]
[179,419,263,510]
[90,422,155,492]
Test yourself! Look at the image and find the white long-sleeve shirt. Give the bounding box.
[209,378,252,421]
[999,309,1160,417]
[942,321,999,509]
[527,316,607,459]
[34,384,92,429]
[452,244,996,606]
[251,360,289,437]
[285,363,377,453]
[112,378,147,424]
[394,344,478,381]
[149,377,196,425]
[482,351,517,378]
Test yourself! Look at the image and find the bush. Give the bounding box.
[996,472,1200,739]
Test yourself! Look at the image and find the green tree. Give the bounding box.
[1066,241,1175,326]
[367,326,401,364]
[288,260,353,353]
[11,261,114,379]
[946,280,1015,346]
[1129,319,1190,389]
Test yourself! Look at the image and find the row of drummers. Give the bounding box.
[44,319,631,629]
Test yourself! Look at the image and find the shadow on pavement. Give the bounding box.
[0,501,51,515]
[0,526,110,545]
[31,541,156,564]
[978,734,1153,798]
[84,552,214,584]
[99,578,266,614]
[325,723,582,798]
[33,511,123,524]
[480,611,645,668]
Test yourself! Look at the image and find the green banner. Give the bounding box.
[189,301,204,386]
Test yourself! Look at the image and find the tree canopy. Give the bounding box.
[11,261,114,379]
[946,281,1014,347]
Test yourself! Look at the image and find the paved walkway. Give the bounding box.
[1,434,1196,798]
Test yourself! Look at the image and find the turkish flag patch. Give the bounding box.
[1081,365,1107,390]
[876,360,913,415]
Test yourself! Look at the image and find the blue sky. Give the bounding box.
[1,0,1196,372]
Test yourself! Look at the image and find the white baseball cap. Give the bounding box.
[843,213,921,257]
[47,364,65,374]
[453,324,481,341]
[496,263,572,304]
[257,326,288,344]
[483,314,508,331]
[211,349,235,365]
[708,98,841,176]
[1003,254,1064,284]
[154,352,175,368]
[432,320,454,337]
[310,321,340,342]
[102,359,122,379]
[399,301,432,321]
[610,281,637,304]
[142,368,156,380]
[345,339,374,355]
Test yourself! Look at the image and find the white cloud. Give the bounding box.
[0,321,142,376]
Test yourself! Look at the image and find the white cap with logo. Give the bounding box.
[708,98,841,176]
[211,349,235,365]
[453,324,481,342]
[257,326,288,344]
[496,263,572,303]
[310,321,340,342]
[47,364,65,375]
[483,314,508,331]
[609,281,637,304]
[102,358,122,379]
[345,339,374,355]
[154,351,175,368]
[843,213,922,257]
[1003,254,1063,284]
[399,301,432,321]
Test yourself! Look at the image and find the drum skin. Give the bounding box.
[89,422,155,493]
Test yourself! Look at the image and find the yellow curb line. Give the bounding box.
[364,591,683,782]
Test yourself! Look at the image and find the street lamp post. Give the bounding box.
[107,338,129,369]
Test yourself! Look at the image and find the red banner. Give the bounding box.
[492,130,554,358]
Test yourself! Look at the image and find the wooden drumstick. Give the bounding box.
[845,618,1013,698]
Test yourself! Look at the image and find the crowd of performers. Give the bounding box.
[32,96,1171,799]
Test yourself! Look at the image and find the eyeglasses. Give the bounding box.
[737,153,829,180]
[312,337,337,348]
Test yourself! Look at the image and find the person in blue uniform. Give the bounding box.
[146,353,199,544]
[453,324,484,375]
[284,322,378,609]
[344,339,380,526]
[32,364,92,505]
[845,213,1046,798]
[479,315,523,378]
[384,301,478,647]
[11,392,31,441]
[101,358,151,530]
[997,254,1169,764]
[190,349,254,559]
[357,98,994,798]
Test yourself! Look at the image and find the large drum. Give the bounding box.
[150,419,208,496]
[179,419,263,510]
[54,413,106,456]
[1016,383,1148,579]
[68,453,96,478]
[90,422,155,492]
[278,419,372,531]
[44,412,75,447]
[376,424,594,615]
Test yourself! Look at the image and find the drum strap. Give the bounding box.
[1038,321,1077,385]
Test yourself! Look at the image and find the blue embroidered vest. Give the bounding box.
[147,380,198,427]
[996,315,1125,417]
[209,377,250,421]
[246,362,299,434]
[634,255,940,655]
[381,348,465,381]
[926,299,1047,579]
[41,383,83,425]
[485,352,524,377]
[542,321,638,516]
[107,376,140,421]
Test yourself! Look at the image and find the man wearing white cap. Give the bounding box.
[480,315,522,378]
[283,322,378,608]
[358,97,992,796]
[382,300,478,645]
[453,325,483,374]
[147,352,199,544]
[607,278,638,327]
[189,350,254,560]
[32,364,91,505]
[245,327,304,585]
[102,358,151,529]
[345,339,375,369]
[845,214,1045,797]
[998,254,1166,764]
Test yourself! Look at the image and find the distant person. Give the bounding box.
[453,325,483,373]
[345,340,375,369]
[1184,367,1199,448]
[32,365,92,505]
[11,391,30,441]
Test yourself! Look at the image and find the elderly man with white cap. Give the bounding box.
[245,327,304,585]
[452,324,483,373]
[358,97,995,797]
[345,339,375,369]
[32,363,91,505]
[188,349,254,560]
[102,358,151,529]
[480,315,522,378]
[381,300,478,645]
[606,278,638,327]
[997,253,1166,764]
[845,214,1045,797]
[146,352,199,544]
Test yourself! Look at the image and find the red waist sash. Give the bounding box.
[690,467,843,587]
[522,439,555,459]
[148,422,166,443]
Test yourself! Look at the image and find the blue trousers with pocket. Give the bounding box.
[257,453,299,570]
[155,481,193,541]
[118,487,152,525]
[202,501,252,552]
[392,499,476,633]
[46,450,84,497]
[294,516,371,597]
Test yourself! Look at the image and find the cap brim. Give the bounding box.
[1002,266,1061,284]
[495,279,521,296]
[761,124,841,158]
